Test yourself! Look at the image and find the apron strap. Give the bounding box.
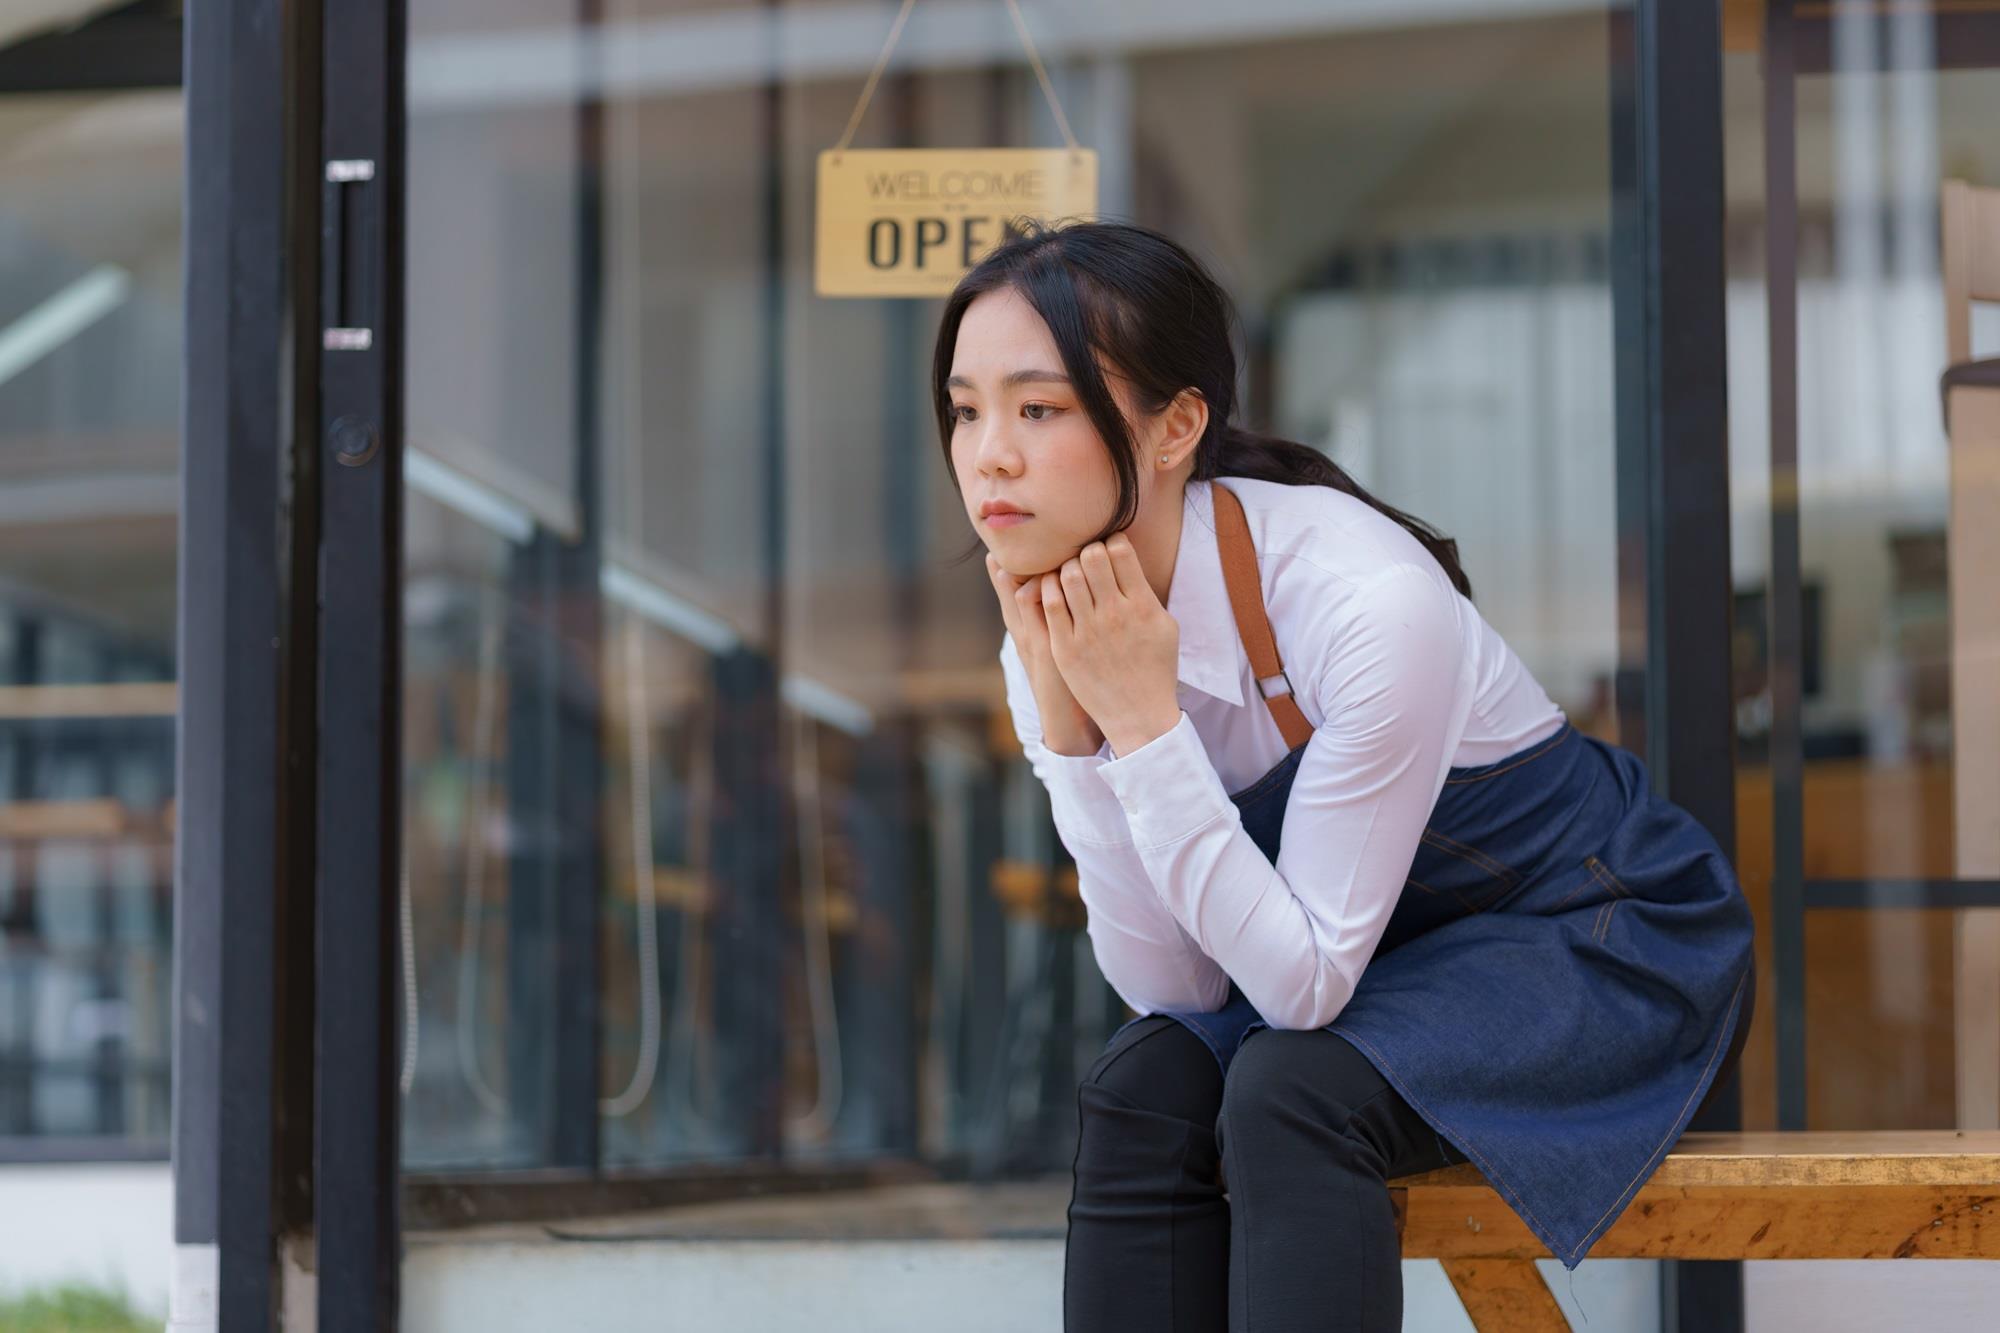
[1210,482,1315,751]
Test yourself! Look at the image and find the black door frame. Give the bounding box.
[172,0,408,1325]
[174,0,319,1327]
[1611,1,1740,1327]
[314,0,408,1325]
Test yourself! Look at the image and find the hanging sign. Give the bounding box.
[814,0,1093,298]
[814,148,1098,298]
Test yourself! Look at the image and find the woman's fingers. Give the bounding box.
[1078,542,1122,604]
[1058,557,1094,616]
[1014,580,1048,642]
[1041,571,1074,645]
[992,552,1055,654]
[1104,533,1149,603]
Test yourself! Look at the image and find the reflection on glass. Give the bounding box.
[0,91,182,1147]
[399,0,1628,1197]
[1725,14,2000,1130]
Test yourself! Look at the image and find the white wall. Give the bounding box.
[1747,1262,2000,1328]
[0,1162,172,1317]
[403,1241,1656,1333]
[3,1166,1989,1330]
[403,1240,2000,1331]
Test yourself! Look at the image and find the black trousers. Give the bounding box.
[1063,990,1754,1332]
[1062,1016,1466,1332]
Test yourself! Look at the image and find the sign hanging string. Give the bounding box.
[832,0,1081,160]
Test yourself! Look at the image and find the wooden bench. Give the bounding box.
[1385,1131,2000,1329]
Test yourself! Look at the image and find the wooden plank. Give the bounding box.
[1441,1259,1569,1332]
[1722,0,1763,53]
[1402,1183,2000,1261]
[1394,1131,2000,1189]
[0,798,132,839]
[0,681,177,719]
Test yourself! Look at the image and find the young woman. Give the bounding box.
[934,218,1755,1333]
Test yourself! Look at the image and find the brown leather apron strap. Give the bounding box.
[1210,482,1315,751]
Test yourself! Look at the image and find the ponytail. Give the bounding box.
[1208,426,1473,600]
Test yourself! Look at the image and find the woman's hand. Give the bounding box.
[988,551,1104,757]
[1039,534,1183,759]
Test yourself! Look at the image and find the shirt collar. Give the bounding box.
[1164,479,1248,707]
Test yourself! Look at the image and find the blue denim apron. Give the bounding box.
[1114,720,1755,1270]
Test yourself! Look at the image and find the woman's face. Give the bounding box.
[947,286,1140,578]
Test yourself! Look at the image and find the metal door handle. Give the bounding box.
[323,159,376,352]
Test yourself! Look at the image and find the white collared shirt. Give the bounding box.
[999,476,1564,1030]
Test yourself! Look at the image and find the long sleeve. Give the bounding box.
[999,634,1231,1016]
[1093,563,1472,1031]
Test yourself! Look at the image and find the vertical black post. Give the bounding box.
[1612,1,1742,1330]
[1645,14,1739,836]
[499,0,606,1169]
[93,696,123,1136]
[557,0,607,1166]
[861,72,925,1153]
[710,649,787,1156]
[4,624,42,1135]
[500,530,603,1171]
[1763,0,1809,1137]
[174,0,319,1326]
[852,723,920,1152]
[701,9,793,1160]
[1609,18,1654,763]
[503,544,559,1148]
[316,0,405,1325]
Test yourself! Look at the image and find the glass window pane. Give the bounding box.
[1726,11,2000,1132]
[399,7,1640,1299]
[0,89,181,1149]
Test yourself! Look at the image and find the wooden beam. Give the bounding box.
[0,797,138,839]
[1442,1259,1569,1332]
[1728,1,2000,58]
[1723,0,1764,52]
[1398,1131,2000,1188]
[1403,1183,2000,1261]
[1393,1134,2000,1265]
[0,681,176,719]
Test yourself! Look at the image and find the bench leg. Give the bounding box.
[1441,1258,1570,1332]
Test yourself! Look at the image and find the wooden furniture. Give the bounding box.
[1941,178,2000,1131]
[1734,758,1963,1131]
[988,859,1082,929]
[1389,1131,2000,1330]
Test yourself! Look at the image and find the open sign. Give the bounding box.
[815,148,1098,298]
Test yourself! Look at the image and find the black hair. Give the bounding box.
[931,218,1471,599]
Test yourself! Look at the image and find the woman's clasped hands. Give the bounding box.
[987,532,1182,760]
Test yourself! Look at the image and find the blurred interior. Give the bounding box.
[394,0,1638,1178]
[0,0,181,1147]
[1720,9,2000,1135]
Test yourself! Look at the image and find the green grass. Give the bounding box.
[0,1283,155,1333]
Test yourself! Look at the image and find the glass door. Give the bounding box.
[1728,0,2000,1136]
[382,2,1730,1327]
[0,84,182,1158]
